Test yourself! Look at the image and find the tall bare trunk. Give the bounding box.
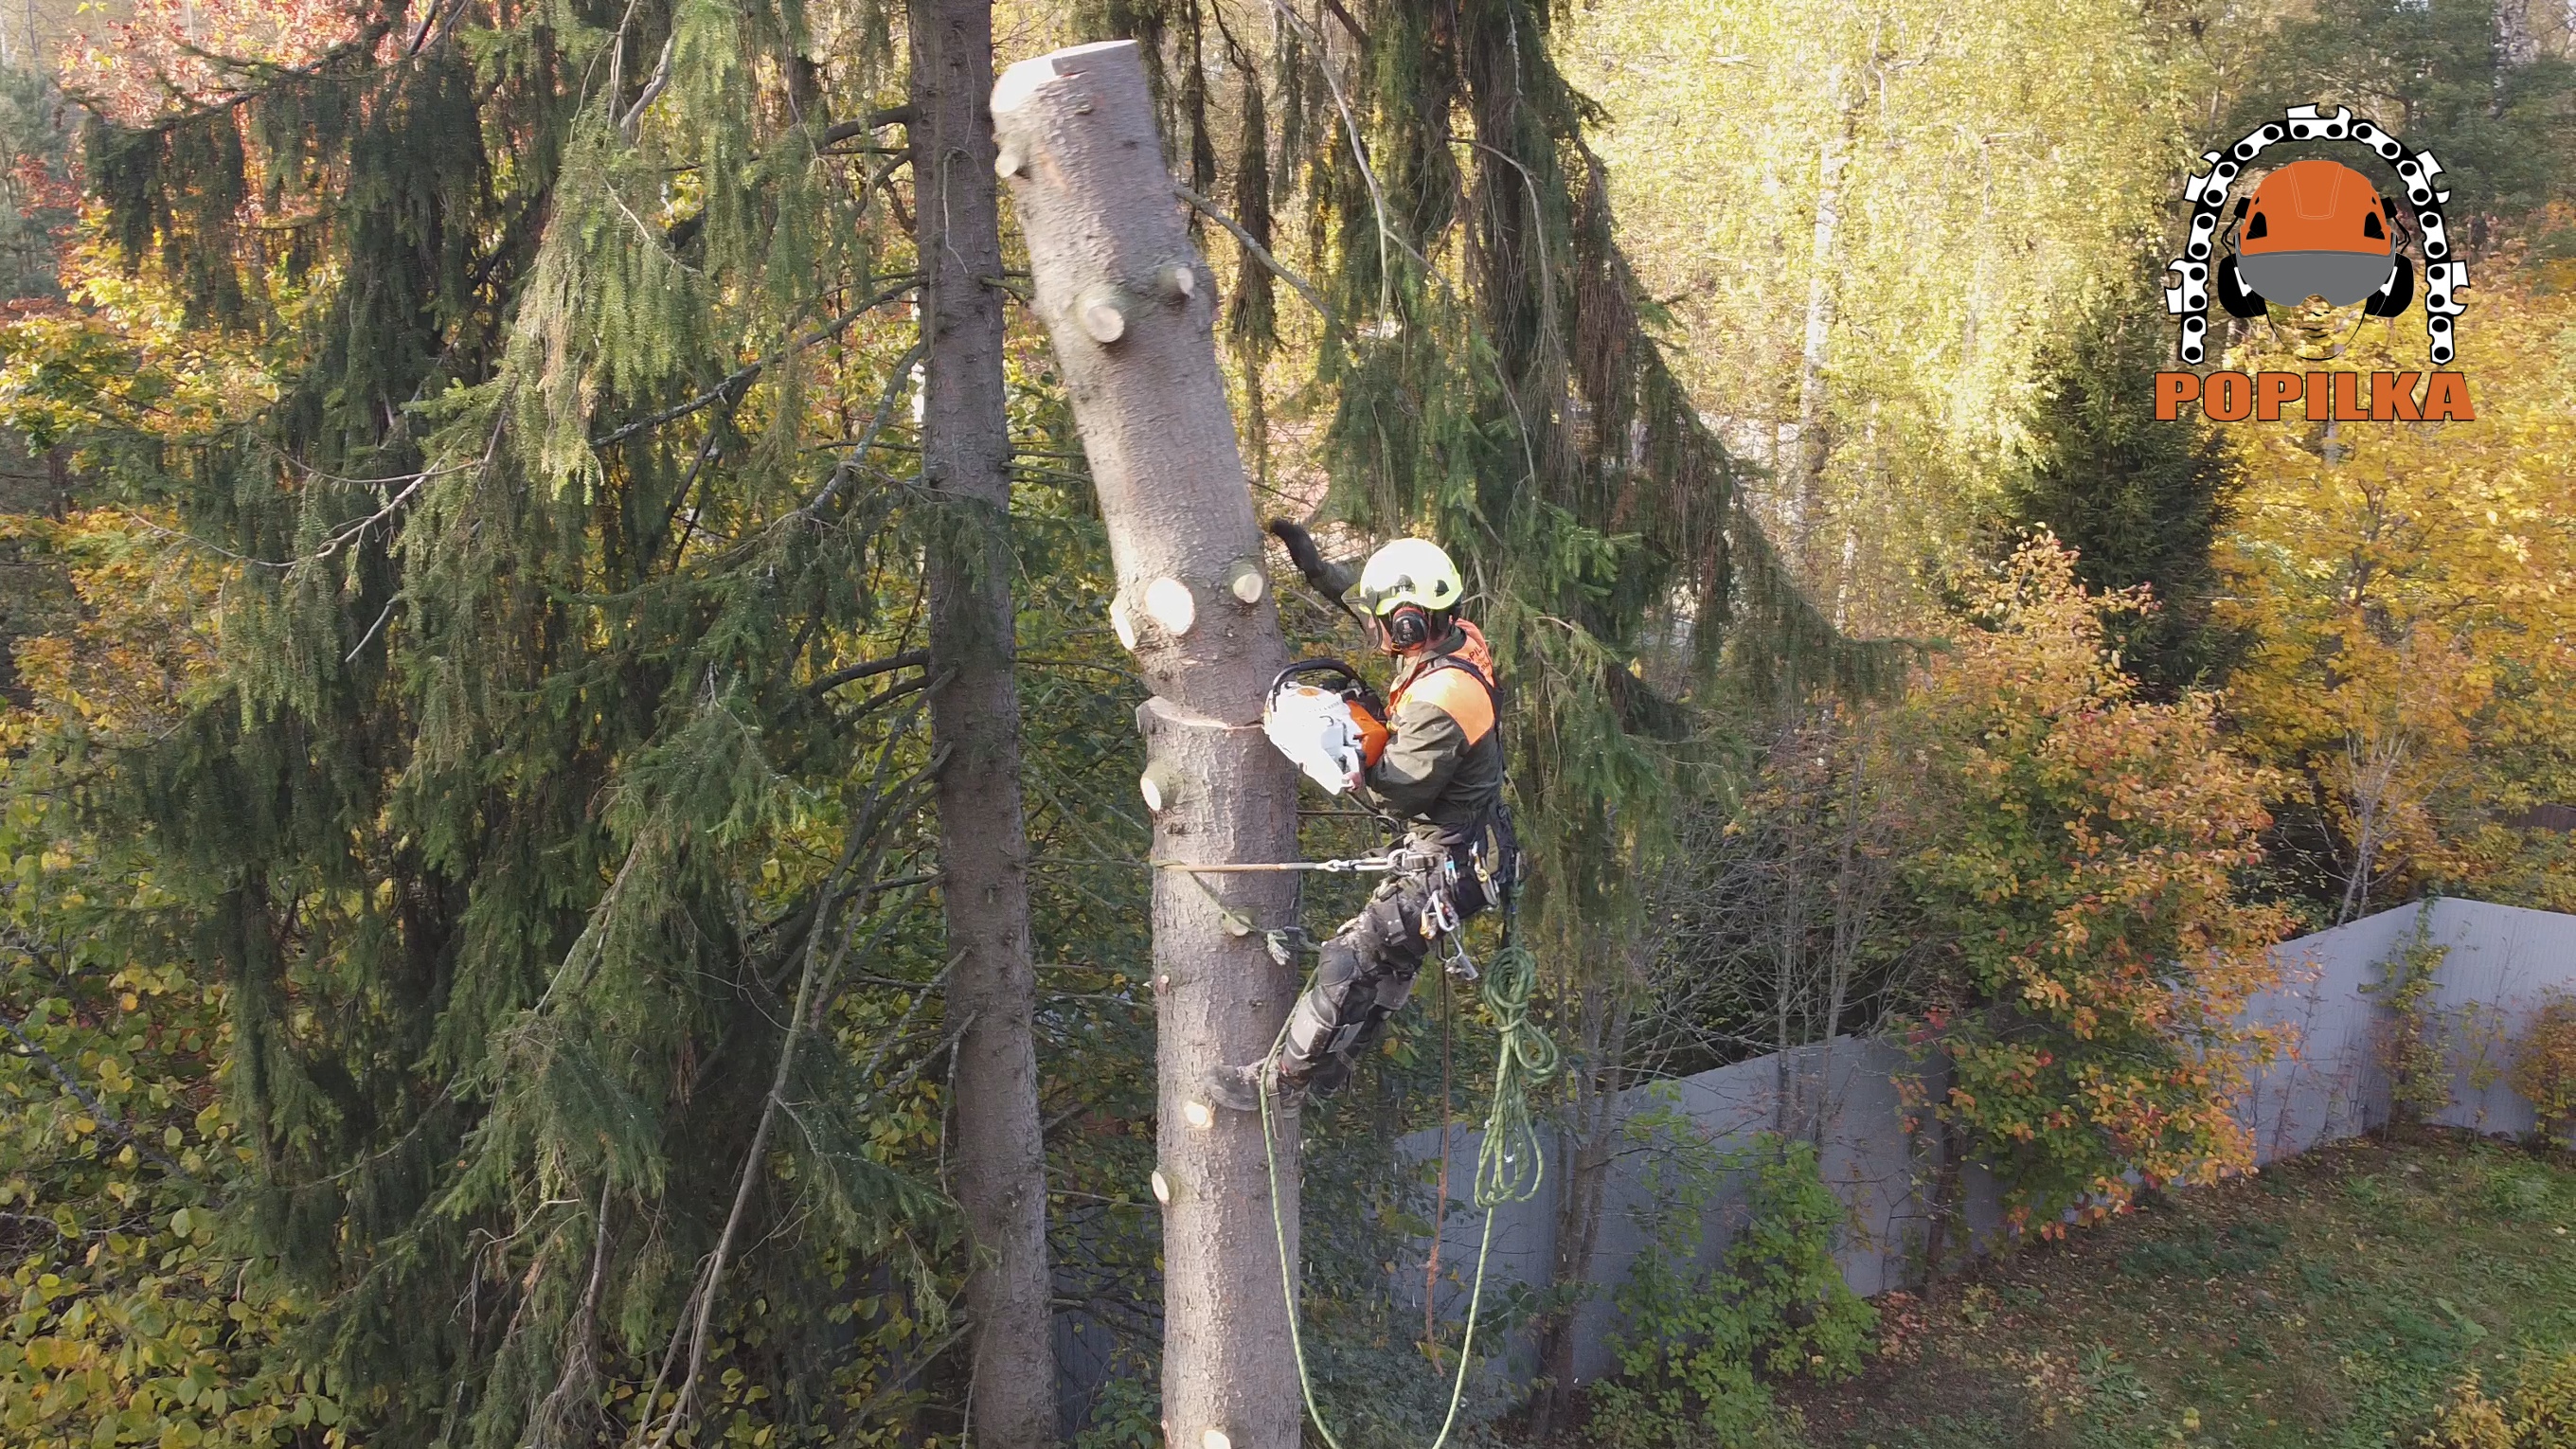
[1791,79,1859,577]
[913,3,1057,1443]
[993,42,1302,1449]
[1530,957,1634,1439]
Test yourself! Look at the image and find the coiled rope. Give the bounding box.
[1256,918,1558,1449]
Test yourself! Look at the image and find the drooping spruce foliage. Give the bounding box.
[24,0,1122,1440]
[1096,0,1900,945]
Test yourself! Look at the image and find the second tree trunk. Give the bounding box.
[912,0,1058,1442]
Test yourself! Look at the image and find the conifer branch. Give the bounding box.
[530,1178,616,1444]
[808,649,930,696]
[618,34,676,140]
[1258,0,1427,296]
[1316,0,1368,45]
[829,673,934,729]
[802,337,927,518]
[638,701,943,1449]
[590,277,924,450]
[63,20,402,137]
[1175,185,1331,325]
[818,106,918,149]
[847,945,960,1095]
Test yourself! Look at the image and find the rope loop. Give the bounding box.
[1257,894,1560,1449]
[1472,939,1555,1208]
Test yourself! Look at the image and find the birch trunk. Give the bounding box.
[1792,80,1862,579]
[912,0,1057,1442]
[993,41,1302,1449]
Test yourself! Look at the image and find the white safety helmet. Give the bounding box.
[1354,538,1463,617]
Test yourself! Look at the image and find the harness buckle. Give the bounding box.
[1441,934,1481,983]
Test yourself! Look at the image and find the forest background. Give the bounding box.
[0,0,2571,1444]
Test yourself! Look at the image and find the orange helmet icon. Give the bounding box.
[2218,158,2413,316]
[2168,104,2466,365]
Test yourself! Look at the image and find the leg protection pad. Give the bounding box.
[1280,936,1387,1080]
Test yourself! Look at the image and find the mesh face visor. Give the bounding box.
[2164,104,2466,366]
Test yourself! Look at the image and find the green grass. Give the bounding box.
[1780,1131,2576,1449]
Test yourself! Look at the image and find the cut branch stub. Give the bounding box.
[991,40,1288,717]
[998,42,1301,1449]
[1224,559,1266,604]
[1078,286,1129,343]
[1144,577,1197,635]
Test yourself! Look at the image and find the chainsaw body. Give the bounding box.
[1262,659,1389,795]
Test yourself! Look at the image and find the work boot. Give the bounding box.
[1201,1059,1306,1115]
[1306,1054,1352,1100]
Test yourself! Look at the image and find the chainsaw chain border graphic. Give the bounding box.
[2165,103,2469,366]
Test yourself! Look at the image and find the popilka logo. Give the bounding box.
[2157,103,2473,422]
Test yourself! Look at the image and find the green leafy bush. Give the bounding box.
[2512,993,2576,1145]
[1586,1128,1875,1449]
[2368,903,2457,1125]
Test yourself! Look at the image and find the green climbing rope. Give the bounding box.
[1257,921,1558,1449]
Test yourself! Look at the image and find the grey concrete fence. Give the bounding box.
[1396,897,2576,1387]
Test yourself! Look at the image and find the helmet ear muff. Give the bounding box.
[1385,604,1434,650]
[2216,253,2268,319]
[2363,255,2415,317]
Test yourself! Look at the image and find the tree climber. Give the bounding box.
[1210,522,1518,1111]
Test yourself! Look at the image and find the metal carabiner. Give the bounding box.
[1423,885,1462,938]
[1441,932,1480,983]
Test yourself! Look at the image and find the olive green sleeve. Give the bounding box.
[1315,556,1362,604]
[1361,698,1468,819]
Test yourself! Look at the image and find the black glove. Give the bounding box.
[1267,518,1361,621]
[1267,518,1329,585]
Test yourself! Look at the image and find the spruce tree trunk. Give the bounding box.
[1532,974,1631,1438]
[993,41,1301,1449]
[911,2,1057,1443]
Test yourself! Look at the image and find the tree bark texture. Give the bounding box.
[993,40,1302,1449]
[912,1,1056,1443]
[1531,963,1631,1438]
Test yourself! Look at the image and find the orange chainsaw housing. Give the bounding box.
[1349,699,1389,769]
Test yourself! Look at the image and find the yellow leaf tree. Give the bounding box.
[2216,254,2576,921]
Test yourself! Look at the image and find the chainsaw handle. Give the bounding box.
[1269,657,1386,719]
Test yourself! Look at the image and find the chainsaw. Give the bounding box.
[1261,658,1389,795]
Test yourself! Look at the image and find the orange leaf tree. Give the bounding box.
[1901,539,2292,1229]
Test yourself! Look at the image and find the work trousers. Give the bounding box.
[1278,834,1497,1094]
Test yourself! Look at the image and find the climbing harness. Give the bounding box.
[1252,844,1558,1449]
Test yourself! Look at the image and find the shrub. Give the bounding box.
[1900,540,2291,1228]
[2368,903,2455,1125]
[2419,1350,2576,1447]
[2510,1349,2576,1446]
[2512,993,2576,1145]
[1587,1131,1875,1449]
[2422,1373,2516,1449]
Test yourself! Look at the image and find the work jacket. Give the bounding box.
[1361,620,1506,845]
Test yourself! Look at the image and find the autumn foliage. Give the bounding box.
[2216,256,2576,921]
[1900,540,2292,1227]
